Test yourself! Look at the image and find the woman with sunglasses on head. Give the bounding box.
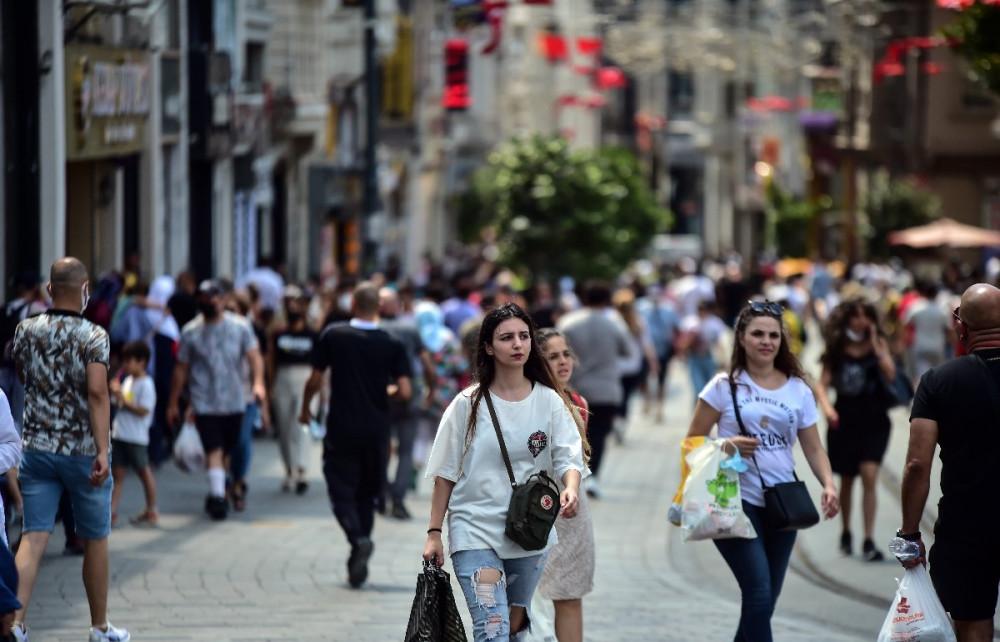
[422,304,587,642]
[814,297,896,562]
[686,300,839,642]
[534,328,594,642]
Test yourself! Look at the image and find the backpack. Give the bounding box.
[0,300,29,366]
[83,274,124,330]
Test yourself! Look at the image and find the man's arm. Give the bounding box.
[901,417,938,535]
[390,376,412,402]
[86,362,111,486]
[298,368,324,425]
[246,346,266,403]
[166,361,190,427]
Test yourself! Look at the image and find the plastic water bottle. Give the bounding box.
[888,537,921,562]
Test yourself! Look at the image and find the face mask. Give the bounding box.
[81,283,90,312]
[200,301,220,319]
[338,294,352,310]
[845,328,865,342]
[286,311,303,324]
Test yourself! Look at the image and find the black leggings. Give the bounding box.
[587,404,618,476]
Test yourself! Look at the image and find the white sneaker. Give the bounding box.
[10,622,27,642]
[584,476,601,499]
[89,621,130,642]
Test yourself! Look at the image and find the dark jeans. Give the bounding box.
[587,404,617,477]
[712,502,797,642]
[323,436,387,546]
[388,407,419,505]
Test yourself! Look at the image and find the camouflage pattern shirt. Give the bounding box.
[12,310,110,456]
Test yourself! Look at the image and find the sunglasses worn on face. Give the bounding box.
[748,300,784,317]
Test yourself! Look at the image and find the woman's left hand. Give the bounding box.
[820,484,840,519]
[559,488,579,519]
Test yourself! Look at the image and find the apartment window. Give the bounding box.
[668,70,694,118]
[244,42,265,93]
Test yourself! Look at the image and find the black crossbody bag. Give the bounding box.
[729,378,820,532]
[483,390,561,551]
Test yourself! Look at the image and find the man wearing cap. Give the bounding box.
[166,280,265,520]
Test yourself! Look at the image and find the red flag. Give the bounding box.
[595,66,627,90]
[539,33,568,61]
[575,37,602,56]
[443,39,471,110]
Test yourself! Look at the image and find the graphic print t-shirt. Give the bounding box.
[112,375,156,445]
[699,371,819,506]
[12,310,110,456]
[425,384,586,559]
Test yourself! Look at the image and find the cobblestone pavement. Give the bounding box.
[22,362,896,640]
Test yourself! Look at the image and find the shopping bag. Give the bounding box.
[680,439,756,542]
[668,436,707,526]
[520,590,557,642]
[404,561,468,642]
[172,422,205,473]
[877,565,956,642]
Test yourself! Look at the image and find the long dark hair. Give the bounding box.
[820,297,884,375]
[728,303,807,385]
[465,304,585,443]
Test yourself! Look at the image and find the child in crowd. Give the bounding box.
[109,341,159,526]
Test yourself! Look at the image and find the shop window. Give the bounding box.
[244,42,265,94]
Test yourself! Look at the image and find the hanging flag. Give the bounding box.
[595,66,627,90]
[539,33,569,62]
[575,37,602,56]
[481,1,508,54]
[443,39,471,110]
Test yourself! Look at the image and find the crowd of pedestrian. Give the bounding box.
[0,244,998,641]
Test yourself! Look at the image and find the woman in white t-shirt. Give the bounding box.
[423,304,587,642]
[686,301,839,642]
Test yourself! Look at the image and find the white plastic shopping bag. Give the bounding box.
[520,590,557,642]
[173,421,205,473]
[877,565,956,642]
[681,439,756,542]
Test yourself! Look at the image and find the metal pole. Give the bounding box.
[363,0,379,274]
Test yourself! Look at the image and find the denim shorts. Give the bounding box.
[451,549,549,642]
[19,450,113,540]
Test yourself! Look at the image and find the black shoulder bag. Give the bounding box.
[729,378,820,531]
[483,390,561,551]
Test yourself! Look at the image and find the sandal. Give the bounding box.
[232,482,247,512]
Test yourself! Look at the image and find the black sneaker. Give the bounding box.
[206,495,228,521]
[863,538,884,562]
[347,537,374,588]
[839,531,852,556]
[390,503,412,520]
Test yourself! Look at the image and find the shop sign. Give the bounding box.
[65,45,150,160]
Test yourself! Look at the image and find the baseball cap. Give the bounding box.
[198,279,224,296]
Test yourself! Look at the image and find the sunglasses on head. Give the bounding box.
[748,300,784,317]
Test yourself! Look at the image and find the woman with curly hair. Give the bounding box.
[422,304,587,642]
[814,297,896,562]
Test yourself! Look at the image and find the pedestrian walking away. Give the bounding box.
[685,300,838,642]
[108,341,158,527]
[899,283,1000,642]
[423,303,586,642]
[9,257,129,642]
[299,282,412,588]
[556,281,632,499]
[166,279,266,520]
[534,328,594,642]
[814,297,896,561]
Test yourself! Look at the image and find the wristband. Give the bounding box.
[427,527,442,534]
[896,529,921,541]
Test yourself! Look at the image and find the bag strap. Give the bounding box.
[483,390,517,489]
[727,375,799,490]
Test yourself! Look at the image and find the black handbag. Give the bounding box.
[404,561,468,642]
[483,390,561,551]
[729,378,820,532]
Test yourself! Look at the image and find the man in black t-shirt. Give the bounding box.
[900,283,1000,641]
[300,282,411,588]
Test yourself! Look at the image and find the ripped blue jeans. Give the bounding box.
[452,549,549,642]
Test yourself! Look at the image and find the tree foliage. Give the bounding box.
[457,135,672,281]
[941,2,1000,97]
[766,181,816,258]
[862,172,940,259]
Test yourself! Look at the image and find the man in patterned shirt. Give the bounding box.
[166,280,265,520]
[10,257,129,642]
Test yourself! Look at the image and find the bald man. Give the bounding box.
[899,283,1000,642]
[10,258,129,641]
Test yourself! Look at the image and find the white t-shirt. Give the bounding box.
[112,375,156,445]
[425,384,587,559]
[699,371,819,507]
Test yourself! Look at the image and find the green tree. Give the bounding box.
[457,135,672,281]
[942,2,1000,97]
[765,181,816,258]
[861,171,940,259]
